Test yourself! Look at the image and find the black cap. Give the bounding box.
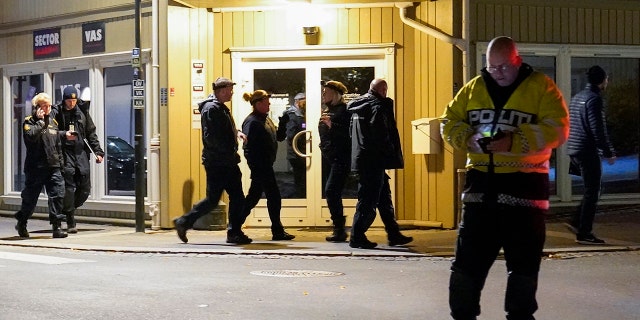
[62,86,78,100]
[587,65,607,85]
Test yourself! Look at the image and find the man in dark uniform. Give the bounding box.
[173,77,251,244]
[51,86,104,234]
[277,92,306,198]
[347,78,413,249]
[15,92,73,238]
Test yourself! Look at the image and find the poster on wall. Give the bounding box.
[82,21,105,54]
[191,60,206,129]
[33,28,61,59]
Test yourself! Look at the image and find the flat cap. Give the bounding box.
[212,77,236,90]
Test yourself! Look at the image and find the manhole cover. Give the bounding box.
[250,270,344,277]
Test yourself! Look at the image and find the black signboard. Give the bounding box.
[33,28,61,59]
[82,22,105,54]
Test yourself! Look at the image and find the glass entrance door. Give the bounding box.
[232,55,389,227]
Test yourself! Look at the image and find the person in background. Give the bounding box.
[566,65,616,245]
[277,92,307,198]
[318,81,351,242]
[347,78,413,249]
[51,86,104,234]
[242,89,295,241]
[440,36,569,320]
[173,77,251,245]
[15,92,74,239]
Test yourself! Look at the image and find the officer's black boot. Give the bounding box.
[66,212,77,234]
[15,220,29,238]
[326,216,348,242]
[52,222,68,239]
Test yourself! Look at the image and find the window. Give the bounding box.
[10,75,44,192]
[569,57,640,195]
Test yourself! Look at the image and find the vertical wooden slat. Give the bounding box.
[243,12,254,47]
[615,10,623,44]
[348,8,359,44]
[576,8,585,43]
[519,6,528,41]
[337,7,349,44]
[544,7,553,42]
[568,8,577,43]
[370,7,382,43]
[560,8,569,43]
[359,8,371,44]
[476,4,486,41]
[633,11,640,44]
[486,4,495,38]
[512,6,521,40]
[624,10,633,44]
[594,9,602,43]
[585,8,594,44]
[494,5,503,36]
[502,5,512,37]
[381,8,393,43]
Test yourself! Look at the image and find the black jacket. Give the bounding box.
[318,101,351,165]
[51,102,104,176]
[199,95,241,167]
[276,106,305,160]
[347,90,404,171]
[22,113,64,172]
[242,111,278,170]
[567,84,615,158]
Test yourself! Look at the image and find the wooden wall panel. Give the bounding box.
[474,1,640,45]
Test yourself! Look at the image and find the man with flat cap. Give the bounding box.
[173,77,252,244]
[566,65,616,244]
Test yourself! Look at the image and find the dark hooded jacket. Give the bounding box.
[347,89,404,171]
[318,101,351,165]
[567,84,616,158]
[51,101,104,176]
[22,112,65,172]
[198,94,241,167]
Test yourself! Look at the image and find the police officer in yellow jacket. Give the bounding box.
[441,36,569,320]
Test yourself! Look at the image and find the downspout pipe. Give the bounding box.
[395,1,471,82]
[149,0,161,230]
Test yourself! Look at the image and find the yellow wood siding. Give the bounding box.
[192,4,458,228]
[474,1,640,44]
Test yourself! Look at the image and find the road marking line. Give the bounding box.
[0,252,94,265]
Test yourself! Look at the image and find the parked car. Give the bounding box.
[106,136,135,191]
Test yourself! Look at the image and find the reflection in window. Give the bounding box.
[104,66,135,195]
[570,57,640,194]
[254,68,306,199]
[11,75,44,192]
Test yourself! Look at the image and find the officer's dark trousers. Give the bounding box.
[289,157,306,198]
[62,166,91,226]
[351,167,401,240]
[243,166,284,234]
[323,161,349,225]
[15,168,65,224]
[570,153,602,236]
[449,202,545,320]
[179,165,246,233]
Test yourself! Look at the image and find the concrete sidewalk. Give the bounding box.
[1,209,639,258]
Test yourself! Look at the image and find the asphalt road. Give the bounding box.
[1,245,638,319]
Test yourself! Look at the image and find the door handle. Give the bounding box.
[291,130,312,158]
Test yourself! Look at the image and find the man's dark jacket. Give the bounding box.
[198,95,241,167]
[567,84,615,158]
[318,101,351,165]
[22,113,64,172]
[51,101,104,176]
[347,90,404,171]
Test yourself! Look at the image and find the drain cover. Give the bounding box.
[250,270,344,278]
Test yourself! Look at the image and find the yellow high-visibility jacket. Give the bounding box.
[441,70,569,174]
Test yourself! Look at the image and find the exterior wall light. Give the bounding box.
[303,26,319,45]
